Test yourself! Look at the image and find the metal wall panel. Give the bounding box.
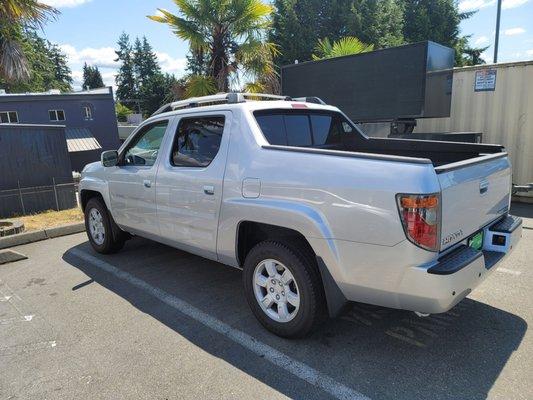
[0,124,76,217]
[416,61,533,198]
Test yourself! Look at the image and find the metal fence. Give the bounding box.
[0,177,78,218]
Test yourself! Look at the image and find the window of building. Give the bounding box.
[0,111,19,123]
[83,105,92,120]
[171,116,225,167]
[49,109,66,121]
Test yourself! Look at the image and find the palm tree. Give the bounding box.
[312,37,374,61]
[0,0,58,81]
[148,0,279,96]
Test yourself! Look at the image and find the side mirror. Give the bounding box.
[101,150,119,167]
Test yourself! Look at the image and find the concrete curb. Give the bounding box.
[0,222,85,250]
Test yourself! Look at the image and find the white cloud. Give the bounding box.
[526,49,533,55]
[156,52,187,75]
[40,0,92,8]
[504,27,526,36]
[475,36,490,46]
[480,50,492,62]
[458,0,495,12]
[59,44,187,90]
[503,0,531,9]
[59,44,118,68]
[458,0,530,10]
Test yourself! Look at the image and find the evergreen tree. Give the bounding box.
[115,32,137,103]
[47,43,73,89]
[270,0,404,67]
[186,49,210,76]
[132,37,143,83]
[82,63,104,89]
[138,73,177,116]
[133,36,160,85]
[0,30,72,92]
[400,0,484,65]
[348,0,404,48]
[270,0,321,66]
[270,0,485,68]
[114,33,178,115]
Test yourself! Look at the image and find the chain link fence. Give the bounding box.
[0,177,78,218]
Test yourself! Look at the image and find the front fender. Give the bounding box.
[79,175,112,211]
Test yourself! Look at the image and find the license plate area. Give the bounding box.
[468,230,484,251]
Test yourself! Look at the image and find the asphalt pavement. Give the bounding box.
[1,204,532,400]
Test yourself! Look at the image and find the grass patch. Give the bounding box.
[7,208,83,232]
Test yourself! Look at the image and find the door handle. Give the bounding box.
[143,180,151,188]
[203,185,215,195]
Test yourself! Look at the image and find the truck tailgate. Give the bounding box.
[436,153,511,251]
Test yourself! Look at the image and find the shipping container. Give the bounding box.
[416,61,533,200]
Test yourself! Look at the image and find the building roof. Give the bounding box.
[0,87,113,102]
[65,127,102,152]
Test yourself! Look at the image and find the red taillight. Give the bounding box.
[397,194,440,251]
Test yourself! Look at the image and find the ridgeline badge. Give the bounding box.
[442,230,464,246]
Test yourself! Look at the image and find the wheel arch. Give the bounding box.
[236,220,348,317]
[80,189,104,212]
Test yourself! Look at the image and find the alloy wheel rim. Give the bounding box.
[88,208,105,245]
[253,259,300,323]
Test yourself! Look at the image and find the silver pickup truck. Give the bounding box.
[80,93,523,338]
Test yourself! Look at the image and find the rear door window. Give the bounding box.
[254,110,355,147]
[171,116,225,167]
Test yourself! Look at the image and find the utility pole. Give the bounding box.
[493,0,502,63]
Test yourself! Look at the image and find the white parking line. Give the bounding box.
[497,268,522,276]
[69,248,370,400]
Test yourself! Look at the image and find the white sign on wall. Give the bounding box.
[474,69,497,92]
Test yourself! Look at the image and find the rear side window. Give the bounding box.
[254,110,354,147]
[254,115,285,145]
[171,116,225,167]
[284,115,312,146]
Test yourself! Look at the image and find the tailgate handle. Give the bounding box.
[479,179,489,195]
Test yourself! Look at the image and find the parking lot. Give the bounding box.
[1,204,532,400]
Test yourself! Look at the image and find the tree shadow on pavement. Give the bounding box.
[62,238,527,400]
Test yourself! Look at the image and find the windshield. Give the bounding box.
[254,109,361,148]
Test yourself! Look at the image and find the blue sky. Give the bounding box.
[40,0,533,90]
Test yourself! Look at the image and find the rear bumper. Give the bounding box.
[395,215,523,314]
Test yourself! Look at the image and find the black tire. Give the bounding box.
[242,240,326,338]
[84,197,125,254]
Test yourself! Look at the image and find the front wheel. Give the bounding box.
[243,241,325,338]
[84,197,125,254]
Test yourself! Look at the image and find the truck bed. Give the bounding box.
[331,135,505,167]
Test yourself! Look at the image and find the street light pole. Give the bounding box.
[493,0,502,63]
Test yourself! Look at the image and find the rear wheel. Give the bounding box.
[243,241,325,338]
[84,197,125,254]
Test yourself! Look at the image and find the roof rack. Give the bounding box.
[151,92,326,116]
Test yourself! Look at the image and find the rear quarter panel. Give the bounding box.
[216,109,441,268]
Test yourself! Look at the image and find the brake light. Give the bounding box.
[397,194,440,251]
[291,103,308,109]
